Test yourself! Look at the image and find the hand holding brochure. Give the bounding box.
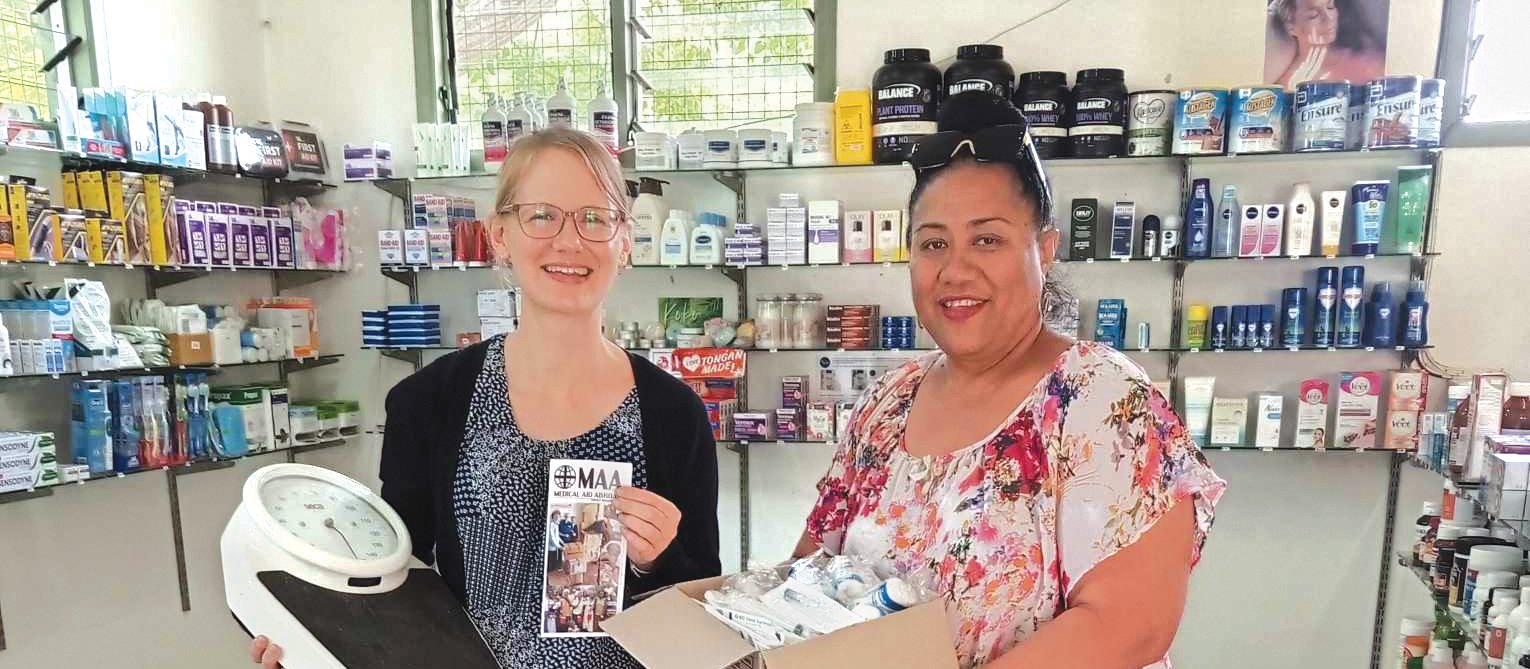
[542,458,632,638]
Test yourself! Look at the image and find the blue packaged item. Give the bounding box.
[1337,265,1365,348]
[1210,306,1231,349]
[1402,280,1429,347]
[1229,87,1288,154]
[1282,288,1307,347]
[1185,179,1214,258]
[111,381,141,472]
[1313,267,1340,347]
[1367,282,1396,347]
[1363,75,1422,149]
[1230,305,1248,349]
[388,304,442,313]
[71,380,112,474]
[1173,89,1229,155]
[211,405,248,458]
[1346,85,1368,150]
[1350,181,1388,256]
[1294,80,1351,152]
[1418,78,1445,149]
[1094,299,1126,350]
[1257,304,1276,349]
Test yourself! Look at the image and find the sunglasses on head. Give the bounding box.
[907,124,1054,220]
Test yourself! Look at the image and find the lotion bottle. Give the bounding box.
[659,209,690,266]
[1213,185,1240,257]
[1287,181,1315,256]
[1184,180,1213,258]
[630,178,667,265]
[1320,189,1347,256]
[689,214,722,265]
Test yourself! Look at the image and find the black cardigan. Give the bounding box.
[377,339,722,605]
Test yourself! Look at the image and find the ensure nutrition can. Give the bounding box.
[1417,78,1445,148]
[1364,75,1422,149]
[1294,80,1350,152]
[1126,90,1177,156]
[1229,86,1289,154]
[1173,88,1229,155]
[1346,85,1368,150]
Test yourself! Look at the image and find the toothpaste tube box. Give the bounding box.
[1297,378,1331,449]
[1338,371,1381,449]
[232,205,256,267]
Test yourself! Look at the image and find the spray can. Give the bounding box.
[1230,305,1249,349]
[1337,265,1366,348]
[1185,179,1213,258]
[1282,288,1307,347]
[1368,281,1397,348]
[1210,306,1231,349]
[1402,279,1430,347]
[1258,304,1276,349]
[1313,267,1339,347]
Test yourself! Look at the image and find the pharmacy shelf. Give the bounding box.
[1174,345,1433,355]
[0,257,347,289]
[1208,444,1407,453]
[0,435,358,506]
[0,142,337,193]
[1404,560,1476,635]
[0,354,343,383]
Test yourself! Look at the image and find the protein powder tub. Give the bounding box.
[872,48,941,164]
[943,44,1014,100]
[1015,71,1070,159]
[1070,68,1128,158]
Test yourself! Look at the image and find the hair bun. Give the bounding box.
[937,91,1025,133]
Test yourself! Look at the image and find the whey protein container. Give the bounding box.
[873,48,942,164]
[1070,68,1128,158]
[943,44,1015,100]
[1016,71,1071,159]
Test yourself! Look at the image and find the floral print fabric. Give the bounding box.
[806,342,1226,668]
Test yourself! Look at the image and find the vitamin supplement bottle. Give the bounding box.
[1503,383,1530,431]
[1400,615,1434,669]
[1414,501,1440,565]
[1423,639,1454,669]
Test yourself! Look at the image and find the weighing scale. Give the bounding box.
[221,463,500,669]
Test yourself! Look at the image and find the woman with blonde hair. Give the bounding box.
[252,127,721,668]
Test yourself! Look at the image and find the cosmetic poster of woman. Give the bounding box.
[1265,0,1389,88]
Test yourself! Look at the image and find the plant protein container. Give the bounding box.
[1016,71,1071,159]
[1294,80,1351,152]
[1070,68,1127,158]
[943,44,1015,99]
[1126,90,1175,156]
[1365,75,1423,149]
[1229,86,1288,154]
[872,48,941,164]
[1417,78,1445,149]
[1173,88,1229,155]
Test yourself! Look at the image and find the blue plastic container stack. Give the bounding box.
[880,316,916,350]
[361,310,388,347]
[387,304,442,347]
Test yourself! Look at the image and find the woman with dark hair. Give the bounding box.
[1267,0,1388,86]
[795,92,1226,668]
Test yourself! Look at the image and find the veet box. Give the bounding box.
[1296,378,1331,449]
[1338,371,1381,449]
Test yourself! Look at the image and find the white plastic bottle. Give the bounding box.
[506,94,529,145]
[1424,639,1455,669]
[1507,613,1530,669]
[0,314,12,376]
[547,77,576,129]
[1490,594,1521,667]
[481,93,509,173]
[630,178,667,266]
[588,82,619,156]
[689,214,722,265]
[1287,181,1316,256]
[1159,214,1182,258]
[659,210,691,266]
[1463,644,1490,669]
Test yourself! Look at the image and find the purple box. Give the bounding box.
[206,205,231,267]
[231,205,255,267]
[781,376,807,409]
[184,209,210,266]
[249,209,273,267]
[775,408,803,441]
[733,413,775,441]
[265,206,295,268]
[173,200,191,265]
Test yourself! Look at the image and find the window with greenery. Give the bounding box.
[0,0,64,119]
[451,0,614,125]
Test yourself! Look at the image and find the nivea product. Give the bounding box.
[1258,304,1276,349]
[1402,280,1429,347]
[1259,204,1285,257]
[1210,306,1231,349]
[1294,80,1351,152]
[1238,204,1262,258]
[1230,305,1249,349]
[1287,182,1316,256]
[1367,281,1397,348]
[1337,265,1366,348]
[1282,287,1308,347]
[1350,181,1389,255]
[1174,88,1229,155]
[1364,75,1422,149]
[1109,201,1135,259]
[1418,78,1445,149]
[1320,190,1347,256]
[1229,87,1288,154]
[1185,179,1213,258]
[1213,185,1240,257]
[1313,266,1339,347]
[1140,214,1160,258]
[1159,214,1181,258]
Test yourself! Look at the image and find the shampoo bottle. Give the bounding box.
[1185,179,1213,258]
[1367,281,1396,347]
[1213,185,1240,258]
[630,178,668,266]
[588,82,619,155]
[1402,279,1430,347]
[547,76,576,129]
[659,210,690,266]
[1287,181,1315,256]
[689,213,723,265]
[1238,204,1261,257]
[1159,214,1181,257]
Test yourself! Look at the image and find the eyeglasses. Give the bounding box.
[500,203,626,242]
[907,124,1053,223]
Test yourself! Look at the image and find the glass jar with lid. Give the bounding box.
[779,294,802,348]
[793,292,825,349]
[754,295,783,349]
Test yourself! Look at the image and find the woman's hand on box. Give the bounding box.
[250,635,282,669]
[613,486,680,571]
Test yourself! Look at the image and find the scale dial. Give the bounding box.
[241,464,412,579]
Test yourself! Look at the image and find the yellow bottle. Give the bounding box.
[834,89,872,165]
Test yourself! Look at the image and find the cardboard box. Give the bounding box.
[781,376,807,409]
[1296,378,1331,449]
[378,230,403,264]
[1210,397,1248,445]
[1384,409,1422,452]
[60,172,79,209]
[143,174,175,265]
[477,289,518,318]
[1389,370,1428,411]
[806,403,835,442]
[86,216,126,264]
[604,575,958,669]
[1254,393,1283,447]
[1462,373,1510,481]
[212,385,274,454]
[169,333,213,366]
[269,386,291,451]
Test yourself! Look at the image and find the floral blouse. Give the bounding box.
[806,342,1226,669]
